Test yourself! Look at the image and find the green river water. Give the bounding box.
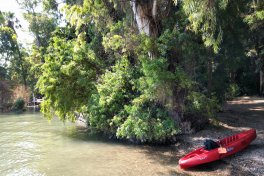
[0,112,178,176]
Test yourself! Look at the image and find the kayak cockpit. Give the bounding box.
[183,147,204,159]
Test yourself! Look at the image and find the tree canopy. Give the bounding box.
[1,0,263,143]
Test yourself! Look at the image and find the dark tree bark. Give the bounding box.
[260,68,264,96]
[207,57,212,96]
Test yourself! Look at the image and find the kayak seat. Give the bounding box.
[204,139,220,150]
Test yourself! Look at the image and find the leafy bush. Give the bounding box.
[186,92,220,118]
[37,35,97,120]
[116,99,178,143]
[88,58,138,134]
[87,57,179,143]
[225,83,240,100]
[12,98,26,112]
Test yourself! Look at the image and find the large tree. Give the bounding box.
[28,0,261,142]
[0,11,29,87]
[244,0,264,96]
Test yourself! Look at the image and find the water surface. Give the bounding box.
[0,113,179,176]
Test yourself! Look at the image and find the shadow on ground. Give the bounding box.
[141,96,264,176]
[61,96,263,176]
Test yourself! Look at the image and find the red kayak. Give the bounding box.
[179,129,257,169]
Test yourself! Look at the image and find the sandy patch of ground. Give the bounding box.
[142,96,264,176]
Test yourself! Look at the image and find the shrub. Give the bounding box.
[87,58,179,143]
[225,83,240,100]
[12,98,26,112]
[116,99,179,143]
[186,92,220,118]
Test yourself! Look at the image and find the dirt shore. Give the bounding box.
[180,96,264,176]
[143,96,264,176]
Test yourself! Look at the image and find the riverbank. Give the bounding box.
[140,96,263,176]
[0,97,263,176]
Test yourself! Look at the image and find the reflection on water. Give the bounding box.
[0,113,180,176]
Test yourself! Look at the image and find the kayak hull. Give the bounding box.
[179,129,257,169]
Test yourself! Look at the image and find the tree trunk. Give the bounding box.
[130,0,159,37]
[260,69,263,96]
[130,0,184,127]
[207,57,212,96]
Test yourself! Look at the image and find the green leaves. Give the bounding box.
[24,0,263,143]
[116,100,178,142]
[86,55,180,143]
[186,92,220,118]
[37,33,97,121]
[183,0,229,53]
[87,57,136,133]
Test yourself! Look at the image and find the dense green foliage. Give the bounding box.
[12,98,25,112]
[1,0,263,143]
[0,11,30,87]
